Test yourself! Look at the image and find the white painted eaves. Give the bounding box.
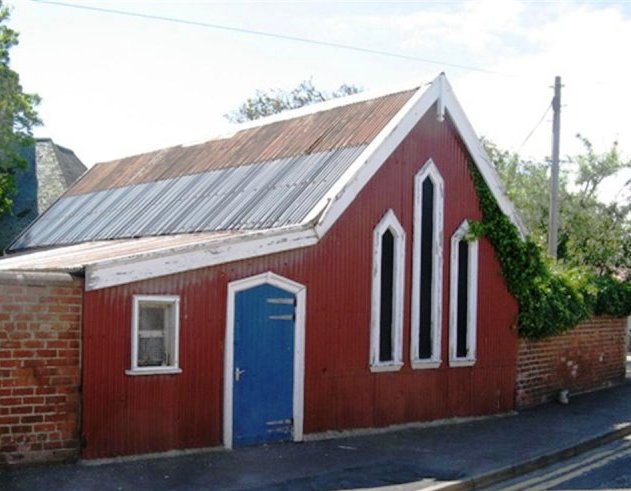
[86,225,318,291]
[440,76,527,237]
[307,78,439,237]
[307,73,526,239]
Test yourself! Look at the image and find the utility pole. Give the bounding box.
[548,76,562,258]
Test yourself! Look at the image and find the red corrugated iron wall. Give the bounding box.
[81,108,519,458]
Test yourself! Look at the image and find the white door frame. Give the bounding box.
[223,271,306,449]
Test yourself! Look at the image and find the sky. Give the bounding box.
[5,0,631,195]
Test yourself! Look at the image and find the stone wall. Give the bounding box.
[0,272,83,466]
[516,316,627,408]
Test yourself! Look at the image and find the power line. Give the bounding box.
[516,101,552,153]
[31,0,512,76]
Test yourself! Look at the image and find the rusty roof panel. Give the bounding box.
[10,145,367,250]
[68,90,416,196]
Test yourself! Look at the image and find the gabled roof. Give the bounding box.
[10,90,415,250]
[1,74,524,290]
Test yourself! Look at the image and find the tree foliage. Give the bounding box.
[479,137,631,338]
[486,137,631,275]
[0,1,40,216]
[225,79,361,123]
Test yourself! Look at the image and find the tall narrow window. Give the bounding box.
[449,221,479,367]
[370,210,405,372]
[379,230,395,362]
[127,295,182,376]
[411,160,444,369]
[419,178,434,358]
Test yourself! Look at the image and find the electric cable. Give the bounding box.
[516,101,552,153]
[31,0,513,76]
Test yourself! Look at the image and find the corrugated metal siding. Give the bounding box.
[81,106,519,459]
[70,90,416,196]
[11,146,366,250]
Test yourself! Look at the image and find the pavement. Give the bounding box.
[2,365,631,491]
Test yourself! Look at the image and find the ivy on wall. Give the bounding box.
[470,163,631,339]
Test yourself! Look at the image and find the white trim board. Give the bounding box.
[45,73,523,290]
[310,79,440,237]
[85,227,317,291]
[439,79,526,238]
[223,271,306,449]
[309,73,525,239]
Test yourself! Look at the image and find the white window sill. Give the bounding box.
[370,362,404,373]
[411,360,442,370]
[126,367,183,376]
[449,359,476,368]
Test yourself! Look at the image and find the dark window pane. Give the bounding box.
[419,178,434,359]
[456,240,469,358]
[379,230,395,362]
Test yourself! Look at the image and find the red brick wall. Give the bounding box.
[516,316,627,408]
[0,272,83,466]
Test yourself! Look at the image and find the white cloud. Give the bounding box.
[324,0,527,60]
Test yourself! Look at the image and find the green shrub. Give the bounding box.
[470,163,631,339]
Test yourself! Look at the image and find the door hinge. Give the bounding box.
[267,297,295,305]
[268,314,295,321]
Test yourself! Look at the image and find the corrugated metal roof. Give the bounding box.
[8,88,418,252]
[0,232,242,272]
[11,145,367,250]
[69,90,416,196]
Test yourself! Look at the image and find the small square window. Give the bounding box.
[127,295,182,376]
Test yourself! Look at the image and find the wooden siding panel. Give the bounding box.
[82,106,519,458]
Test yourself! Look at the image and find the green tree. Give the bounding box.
[225,79,361,123]
[486,137,631,275]
[0,1,41,216]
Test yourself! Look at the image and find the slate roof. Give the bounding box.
[0,139,86,251]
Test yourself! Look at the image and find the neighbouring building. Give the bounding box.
[0,139,86,251]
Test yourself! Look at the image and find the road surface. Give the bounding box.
[482,435,631,490]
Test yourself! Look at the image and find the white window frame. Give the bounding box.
[449,221,479,367]
[126,294,182,376]
[370,209,406,373]
[411,159,444,369]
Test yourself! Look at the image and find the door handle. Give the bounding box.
[235,367,246,381]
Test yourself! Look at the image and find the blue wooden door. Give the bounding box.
[233,283,295,447]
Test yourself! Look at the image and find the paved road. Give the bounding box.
[482,435,631,490]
